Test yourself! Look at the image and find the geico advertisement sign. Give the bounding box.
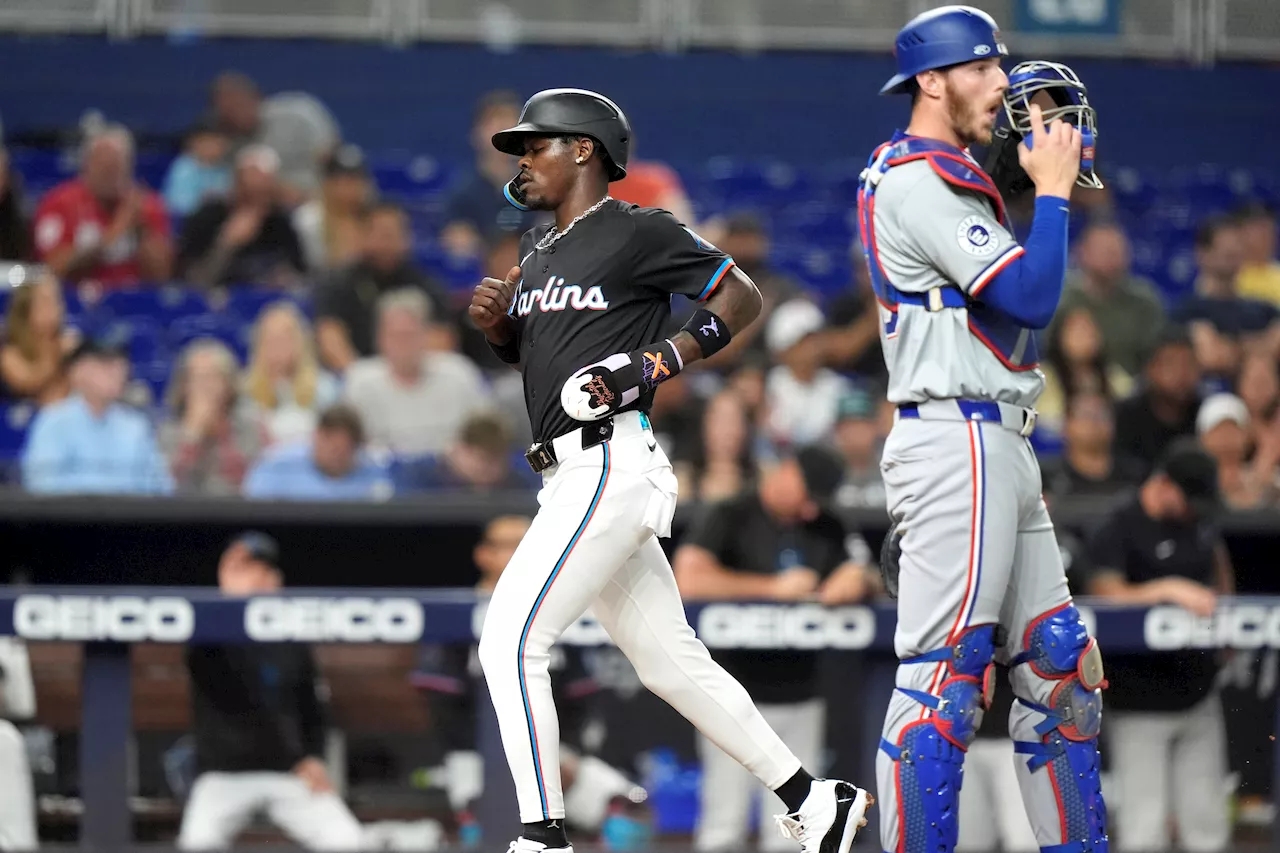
[470,602,877,649]
[696,604,876,650]
[470,601,613,646]
[15,595,194,642]
[1145,605,1280,650]
[245,598,424,643]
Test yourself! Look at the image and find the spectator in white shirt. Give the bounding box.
[342,289,491,456]
[763,299,849,448]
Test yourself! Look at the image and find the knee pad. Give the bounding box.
[1012,604,1106,742]
[1012,605,1109,853]
[898,624,997,749]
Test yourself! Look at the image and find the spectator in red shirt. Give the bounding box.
[32,124,173,288]
[610,136,701,233]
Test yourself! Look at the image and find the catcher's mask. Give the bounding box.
[1002,60,1103,190]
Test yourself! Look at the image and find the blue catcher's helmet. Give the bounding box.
[881,5,1008,96]
[1003,60,1103,189]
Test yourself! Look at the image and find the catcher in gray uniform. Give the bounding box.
[857,8,1109,853]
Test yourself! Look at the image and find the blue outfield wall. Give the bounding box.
[0,35,1278,173]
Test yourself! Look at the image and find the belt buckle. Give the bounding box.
[582,417,614,449]
[1020,408,1037,438]
[524,442,556,474]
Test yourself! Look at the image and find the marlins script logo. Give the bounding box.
[514,276,609,317]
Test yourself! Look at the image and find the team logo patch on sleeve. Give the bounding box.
[683,226,719,252]
[956,215,999,257]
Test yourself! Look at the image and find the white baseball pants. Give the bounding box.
[1107,694,1231,852]
[478,411,802,823]
[177,771,364,850]
[0,720,36,851]
[695,699,825,852]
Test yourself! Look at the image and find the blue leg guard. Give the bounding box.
[1011,605,1109,853]
[881,625,996,853]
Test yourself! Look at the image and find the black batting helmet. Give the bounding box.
[491,88,632,181]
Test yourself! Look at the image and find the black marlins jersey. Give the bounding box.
[507,199,736,443]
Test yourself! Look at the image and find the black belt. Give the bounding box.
[525,418,617,474]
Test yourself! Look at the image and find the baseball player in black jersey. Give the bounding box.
[467,88,871,853]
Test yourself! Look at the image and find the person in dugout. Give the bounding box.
[178,531,365,851]
[413,515,648,844]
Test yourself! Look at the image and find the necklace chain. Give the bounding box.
[536,196,613,251]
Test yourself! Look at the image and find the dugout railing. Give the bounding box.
[2,585,1279,849]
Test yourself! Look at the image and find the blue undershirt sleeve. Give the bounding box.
[970,196,1071,330]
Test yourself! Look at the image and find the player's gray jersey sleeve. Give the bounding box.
[894,172,1023,296]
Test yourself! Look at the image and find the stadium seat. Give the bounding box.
[416,245,482,293]
[771,245,851,295]
[219,288,300,325]
[96,316,167,365]
[2,150,1277,329]
[134,152,172,192]
[169,313,250,363]
[135,359,175,404]
[99,287,209,325]
[0,402,36,464]
[372,155,455,201]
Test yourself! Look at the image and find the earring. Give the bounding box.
[576,157,584,164]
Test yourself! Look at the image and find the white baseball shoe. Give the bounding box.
[505,838,572,853]
[775,779,873,853]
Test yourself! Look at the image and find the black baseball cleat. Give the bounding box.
[774,779,874,853]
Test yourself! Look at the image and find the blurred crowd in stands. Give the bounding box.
[2,70,1279,851]
[0,72,1279,514]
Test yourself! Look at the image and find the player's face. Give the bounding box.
[943,59,1008,147]
[513,136,578,210]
